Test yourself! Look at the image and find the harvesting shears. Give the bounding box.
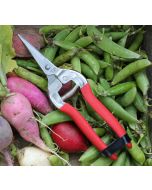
[18,34,132,160]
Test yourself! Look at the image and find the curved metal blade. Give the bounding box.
[18,34,59,76]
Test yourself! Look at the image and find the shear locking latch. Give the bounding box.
[101,134,131,157]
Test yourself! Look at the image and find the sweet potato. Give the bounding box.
[7,77,52,114]
[13,28,45,57]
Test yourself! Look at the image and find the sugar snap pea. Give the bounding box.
[127,140,145,165]
[133,91,147,113]
[112,152,127,166]
[93,128,106,137]
[99,78,110,90]
[128,30,144,51]
[104,52,113,81]
[81,63,97,81]
[134,70,150,96]
[78,50,100,75]
[105,31,128,41]
[75,36,93,47]
[87,26,141,59]
[117,87,137,107]
[124,156,131,166]
[86,44,103,55]
[53,48,79,66]
[64,26,86,42]
[14,67,47,91]
[112,59,151,85]
[79,134,111,163]
[117,34,128,47]
[16,59,39,69]
[43,28,71,61]
[39,25,70,35]
[99,96,138,123]
[98,60,110,69]
[91,156,113,166]
[103,82,135,96]
[71,56,81,73]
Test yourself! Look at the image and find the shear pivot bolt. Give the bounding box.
[45,65,50,70]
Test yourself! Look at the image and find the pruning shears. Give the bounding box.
[18,34,132,160]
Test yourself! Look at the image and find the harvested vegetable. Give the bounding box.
[17,146,51,166]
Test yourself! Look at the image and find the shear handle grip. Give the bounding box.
[81,83,126,137]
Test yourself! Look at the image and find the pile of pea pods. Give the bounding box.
[17,25,152,166]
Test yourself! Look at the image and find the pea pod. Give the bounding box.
[125,156,131,166]
[93,128,106,137]
[112,152,127,166]
[128,30,144,51]
[118,34,128,47]
[144,158,152,166]
[98,60,110,69]
[75,36,93,47]
[42,110,72,126]
[39,25,70,35]
[87,44,103,55]
[78,50,100,75]
[81,63,97,81]
[79,134,111,163]
[133,91,147,113]
[112,59,151,85]
[104,52,113,81]
[99,78,110,90]
[14,67,47,91]
[127,140,145,165]
[91,156,113,166]
[43,28,71,61]
[53,48,79,66]
[103,82,135,96]
[87,26,141,59]
[116,87,137,107]
[16,59,39,69]
[134,71,150,96]
[64,26,86,42]
[53,40,78,50]
[99,96,138,123]
[71,56,81,73]
[105,31,129,41]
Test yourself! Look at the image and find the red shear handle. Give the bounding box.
[60,103,117,160]
[81,83,126,137]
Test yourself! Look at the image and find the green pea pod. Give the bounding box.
[144,158,152,166]
[64,26,86,42]
[125,156,131,166]
[127,140,145,165]
[133,91,147,113]
[128,30,144,51]
[112,152,127,166]
[79,134,111,163]
[112,59,151,85]
[78,50,100,75]
[71,56,81,73]
[53,48,79,66]
[117,87,137,107]
[98,27,111,33]
[43,28,71,61]
[93,128,106,137]
[104,52,114,81]
[117,34,128,47]
[87,44,103,55]
[85,103,104,123]
[103,82,135,96]
[81,63,97,81]
[75,36,93,47]
[134,70,150,96]
[53,40,77,50]
[39,126,55,150]
[87,79,98,96]
[91,156,113,166]
[39,25,70,35]
[99,96,138,123]
[49,155,64,166]
[14,67,47,91]
[87,26,141,59]
[105,31,129,41]
[99,78,110,90]
[42,110,72,126]
[98,60,110,69]
[16,59,39,68]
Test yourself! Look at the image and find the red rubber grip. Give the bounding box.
[60,103,108,151]
[81,83,126,137]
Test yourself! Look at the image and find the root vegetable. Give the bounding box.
[13,28,45,57]
[51,122,88,153]
[0,116,13,166]
[7,77,52,114]
[17,146,51,166]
